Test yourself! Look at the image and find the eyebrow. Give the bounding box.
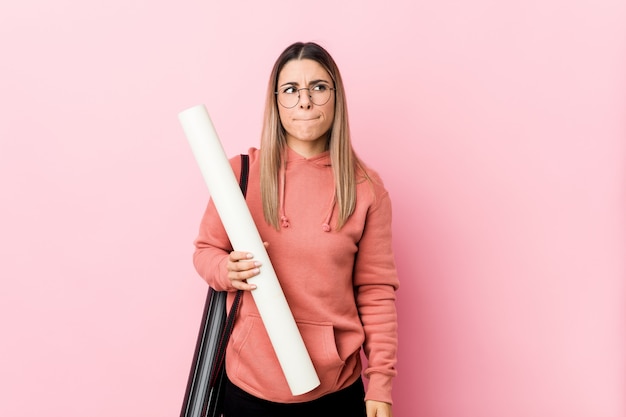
[278,79,332,88]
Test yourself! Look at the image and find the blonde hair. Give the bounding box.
[260,42,365,230]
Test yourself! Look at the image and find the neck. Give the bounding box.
[286,138,327,158]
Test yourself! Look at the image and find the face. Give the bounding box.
[276,59,335,157]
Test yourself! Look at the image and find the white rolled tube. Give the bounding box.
[179,104,321,396]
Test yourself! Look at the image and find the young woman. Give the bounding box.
[193,42,399,417]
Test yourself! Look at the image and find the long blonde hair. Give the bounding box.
[260,42,364,230]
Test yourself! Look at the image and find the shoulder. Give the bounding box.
[228,147,260,177]
[228,147,261,163]
[357,160,388,195]
[354,159,392,213]
[247,147,261,161]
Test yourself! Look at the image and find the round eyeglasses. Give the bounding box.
[275,83,336,109]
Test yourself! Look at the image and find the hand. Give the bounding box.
[366,400,392,417]
[226,250,261,291]
[226,242,269,291]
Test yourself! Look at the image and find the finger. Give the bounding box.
[229,251,254,262]
[231,279,257,291]
[228,263,261,279]
[229,259,262,273]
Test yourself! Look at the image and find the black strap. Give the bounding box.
[225,154,249,326]
[208,154,248,387]
[239,154,249,198]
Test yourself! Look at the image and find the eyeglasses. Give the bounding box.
[275,83,336,109]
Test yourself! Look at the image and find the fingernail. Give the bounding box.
[246,253,254,259]
[250,284,257,290]
[252,268,260,274]
[254,261,262,267]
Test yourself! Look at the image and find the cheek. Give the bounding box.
[323,103,336,126]
[277,108,290,129]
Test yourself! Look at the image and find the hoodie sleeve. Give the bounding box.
[353,189,400,404]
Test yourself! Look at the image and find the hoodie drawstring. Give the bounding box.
[321,185,336,233]
[279,165,290,228]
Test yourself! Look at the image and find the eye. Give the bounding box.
[312,83,329,92]
[282,86,297,94]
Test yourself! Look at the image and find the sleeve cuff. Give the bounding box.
[364,372,394,405]
[214,255,232,291]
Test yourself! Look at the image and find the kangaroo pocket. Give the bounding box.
[231,314,345,399]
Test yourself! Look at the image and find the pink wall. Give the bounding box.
[0,1,623,416]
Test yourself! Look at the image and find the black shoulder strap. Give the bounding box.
[228,154,248,318]
[226,154,248,320]
[239,154,250,198]
[223,154,250,344]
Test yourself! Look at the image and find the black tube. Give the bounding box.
[180,288,227,417]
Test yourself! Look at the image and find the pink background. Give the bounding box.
[0,1,624,416]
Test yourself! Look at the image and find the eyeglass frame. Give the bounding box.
[274,83,337,109]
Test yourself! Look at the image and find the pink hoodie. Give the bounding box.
[193,147,399,404]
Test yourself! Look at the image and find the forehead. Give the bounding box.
[278,59,332,84]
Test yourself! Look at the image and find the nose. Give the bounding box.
[298,88,312,109]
